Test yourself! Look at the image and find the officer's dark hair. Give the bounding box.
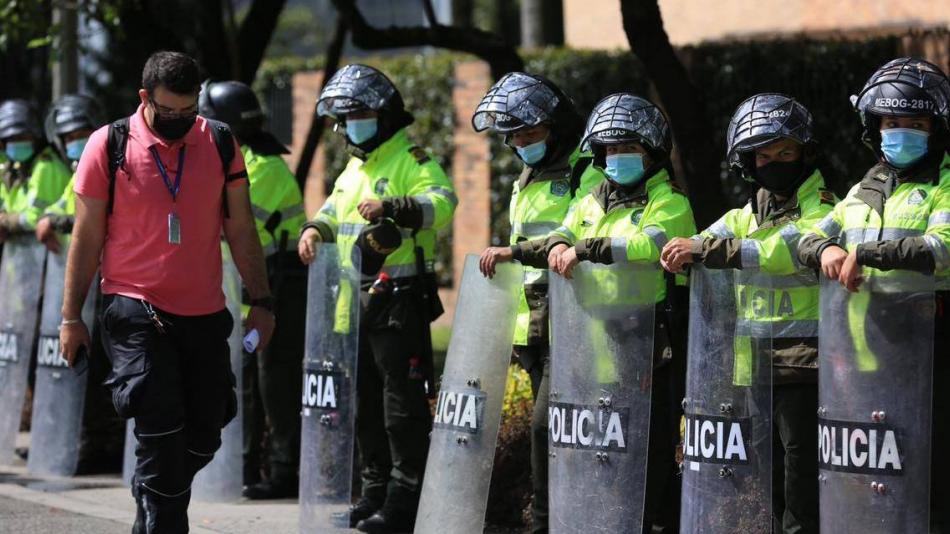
[142,51,201,95]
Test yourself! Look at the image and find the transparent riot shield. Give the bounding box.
[192,244,244,501]
[818,273,933,533]
[547,262,657,533]
[27,236,97,476]
[0,236,46,466]
[681,267,772,533]
[299,244,361,533]
[414,255,522,534]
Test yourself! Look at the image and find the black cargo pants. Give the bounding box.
[356,286,432,520]
[100,295,237,534]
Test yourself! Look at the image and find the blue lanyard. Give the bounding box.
[148,145,186,202]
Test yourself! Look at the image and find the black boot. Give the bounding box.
[355,510,412,534]
[242,477,298,500]
[343,496,382,528]
[131,483,145,534]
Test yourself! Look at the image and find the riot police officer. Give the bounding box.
[297,64,457,533]
[199,79,308,499]
[472,71,601,533]
[662,94,834,533]
[798,57,950,533]
[484,93,695,533]
[0,99,71,240]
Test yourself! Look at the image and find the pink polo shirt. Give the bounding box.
[75,104,247,316]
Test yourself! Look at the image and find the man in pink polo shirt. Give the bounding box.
[59,51,275,534]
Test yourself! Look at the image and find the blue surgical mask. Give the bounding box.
[65,137,88,161]
[516,139,547,165]
[5,141,34,163]
[605,153,646,186]
[346,118,378,145]
[880,128,929,168]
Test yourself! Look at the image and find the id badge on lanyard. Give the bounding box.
[149,145,186,245]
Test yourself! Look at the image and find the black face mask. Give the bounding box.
[753,159,805,195]
[152,113,196,140]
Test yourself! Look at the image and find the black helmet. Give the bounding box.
[317,64,404,119]
[0,99,42,141]
[44,94,104,157]
[471,72,562,133]
[198,80,264,137]
[726,93,815,173]
[852,57,950,152]
[582,93,671,155]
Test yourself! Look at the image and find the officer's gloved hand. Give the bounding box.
[35,216,62,254]
[355,218,400,276]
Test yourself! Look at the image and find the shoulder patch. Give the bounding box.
[409,146,431,164]
[374,177,390,196]
[550,179,569,197]
[819,189,835,205]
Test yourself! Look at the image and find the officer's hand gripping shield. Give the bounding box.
[818,272,934,533]
[547,261,657,533]
[0,236,46,465]
[27,236,97,476]
[192,243,245,501]
[414,255,522,534]
[680,266,773,533]
[299,244,361,533]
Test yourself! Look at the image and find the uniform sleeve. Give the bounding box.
[607,191,694,264]
[21,153,71,229]
[797,197,846,269]
[691,210,743,269]
[74,126,111,201]
[856,184,950,272]
[304,187,340,243]
[511,200,580,267]
[383,157,457,231]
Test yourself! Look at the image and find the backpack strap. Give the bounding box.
[207,119,242,218]
[106,117,131,215]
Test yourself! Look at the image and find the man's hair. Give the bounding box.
[142,51,200,95]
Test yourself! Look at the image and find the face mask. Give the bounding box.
[880,128,929,168]
[65,137,88,161]
[605,153,646,186]
[5,141,34,163]
[516,139,547,165]
[346,118,378,145]
[152,113,196,140]
[753,159,804,194]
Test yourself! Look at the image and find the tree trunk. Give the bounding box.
[237,0,289,83]
[521,0,543,48]
[293,15,349,190]
[619,0,728,227]
[451,0,474,27]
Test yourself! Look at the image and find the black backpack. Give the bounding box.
[105,116,240,216]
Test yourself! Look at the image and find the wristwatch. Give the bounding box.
[249,296,275,312]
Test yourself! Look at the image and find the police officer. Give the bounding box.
[199,79,308,499]
[0,99,71,240]
[32,94,127,473]
[662,94,834,533]
[36,95,104,251]
[297,64,457,533]
[484,93,695,533]
[472,72,601,534]
[797,57,950,533]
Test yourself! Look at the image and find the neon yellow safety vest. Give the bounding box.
[508,154,605,346]
[45,174,77,218]
[242,145,307,257]
[0,146,71,229]
[701,170,835,385]
[311,128,457,280]
[548,168,696,305]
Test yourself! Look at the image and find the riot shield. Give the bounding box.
[192,244,244,501]
[818,273,933,533]
[414,255,522,534]
[27,236,97,476]
[0,236,46,466]
[547,262,657,533]
[680,266,772,533]
[299,244,361,533]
